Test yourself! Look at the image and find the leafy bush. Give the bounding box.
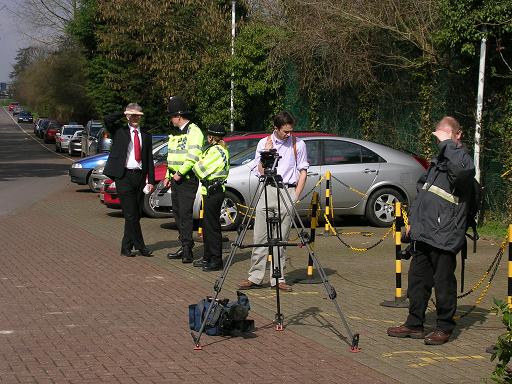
[490,299,512,383]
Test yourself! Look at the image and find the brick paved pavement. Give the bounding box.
[0,109,508,383]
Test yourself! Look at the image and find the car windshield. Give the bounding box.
[89,125,103,136]
[63,127,84,135]
[230,146,256,167]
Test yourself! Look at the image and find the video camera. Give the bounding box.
[260,148,281,170]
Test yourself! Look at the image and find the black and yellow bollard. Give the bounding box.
[380,201,409,308]
[196,196,204,242]
[295,192,322,284]
[508,224,512,309]
[323,170,332,236]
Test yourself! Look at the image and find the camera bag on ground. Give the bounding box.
[188,291,254,336]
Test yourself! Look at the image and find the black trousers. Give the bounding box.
[171,176,199,248]
[202,190,225,264]
[405,241,457,332]
[116,170,146,251]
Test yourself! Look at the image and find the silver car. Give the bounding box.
[56,125,84,152]
[152,136,427,230]
[68,130,84,156]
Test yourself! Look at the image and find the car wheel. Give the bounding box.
[220,190,243,231]
[365,187,405,227]
[88,175,102,193]
[143,190,173,218]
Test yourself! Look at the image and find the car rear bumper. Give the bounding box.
[69,168,90,185]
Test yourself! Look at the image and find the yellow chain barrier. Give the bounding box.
[323,213,394,252]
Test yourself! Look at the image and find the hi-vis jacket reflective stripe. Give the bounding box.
[193,144,230,195]
[165,122,204,178]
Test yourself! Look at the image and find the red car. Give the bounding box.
[101,160,169,216]
[44,122,64,144]
[8,102,19,111]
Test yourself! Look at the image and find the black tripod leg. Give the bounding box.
[278,186,361,352]
[191,181,267,349]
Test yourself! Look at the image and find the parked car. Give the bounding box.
[68,130,83,156]
[55,124,84,152]
[44,121,64,144]
[87,127,112,155]
[35,119,50,138]
[17,111,33,123]
[152,136,428,229]
[100,178,120,209]
[12,105,23,115]
[8,102,19,111]
[33,117,47,134]
[81,120,105,157]
[70,135,168,191]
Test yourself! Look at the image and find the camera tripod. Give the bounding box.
[191,156,360,352]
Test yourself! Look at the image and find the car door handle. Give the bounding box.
[363,168,377,173]
[307,172,319,176]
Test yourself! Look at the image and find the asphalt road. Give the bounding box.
[0,108,73,217]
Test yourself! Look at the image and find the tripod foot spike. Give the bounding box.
[275,323,284,331]
[194,344,203,350]
[349,334,361,353]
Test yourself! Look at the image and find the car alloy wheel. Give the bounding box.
[365,188,405,227]
[219,191,243,231]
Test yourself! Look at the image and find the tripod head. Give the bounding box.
[260,149,281,175]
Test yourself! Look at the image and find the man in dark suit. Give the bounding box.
[103,103,155,257]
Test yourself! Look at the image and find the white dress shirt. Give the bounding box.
[125,125,142,169]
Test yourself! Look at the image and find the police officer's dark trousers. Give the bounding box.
[405,241,457,333]
[116,169,146,251]
[171,176,199,249]
[202,189,225,266]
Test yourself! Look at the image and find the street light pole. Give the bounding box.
[230,0,236,132]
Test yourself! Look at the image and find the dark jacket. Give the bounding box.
[409,139,475,253]
[103,111,155,184]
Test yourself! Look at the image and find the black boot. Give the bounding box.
[202,260,223,272]
[182,246,193,263]
[167,247,183,260]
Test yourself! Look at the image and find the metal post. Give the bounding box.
[230,0,236,132]
[474,33,487,183]
[324,171,331,236]
[380,202,408,308]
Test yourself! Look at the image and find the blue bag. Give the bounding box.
[188,291,253,336]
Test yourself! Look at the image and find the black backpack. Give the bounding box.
[460,178,483,292]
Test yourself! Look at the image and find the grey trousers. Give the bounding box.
[247,185,294,286]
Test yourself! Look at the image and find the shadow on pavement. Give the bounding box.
[285,306,351,346]
[0,162,69,181]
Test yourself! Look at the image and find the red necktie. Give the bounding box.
[133,129,141,162]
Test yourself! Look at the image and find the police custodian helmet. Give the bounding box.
[167,96,192,116]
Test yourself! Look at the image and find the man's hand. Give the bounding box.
[433,129,451,142]
[163,178,171,188]
[173,173,182,182]
[146,184,154,193]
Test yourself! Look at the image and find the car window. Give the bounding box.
[89,124,103,137]
[63,127,83,135]
[323,140,380,165]
[230,146,256,167]
[227,138,261,156]
[154,144,168,160]
[305,140,320,166]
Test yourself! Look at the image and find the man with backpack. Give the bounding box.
[387,116,476,345]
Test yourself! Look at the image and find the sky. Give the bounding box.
[0,0,30,83]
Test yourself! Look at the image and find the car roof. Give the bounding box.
[224,131,335,142]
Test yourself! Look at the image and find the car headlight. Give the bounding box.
[72,163,82,169]
[97,160,106,166]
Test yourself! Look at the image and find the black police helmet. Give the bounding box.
[207,124,227,137]
[167,96,191,116]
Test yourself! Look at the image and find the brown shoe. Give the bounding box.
[271,282,293,292]
[424,329,451,345]
[387,324,425,339]
[238,279,263,290]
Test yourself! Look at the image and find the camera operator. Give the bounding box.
[387,116,475,345]
[238,111,309,292]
